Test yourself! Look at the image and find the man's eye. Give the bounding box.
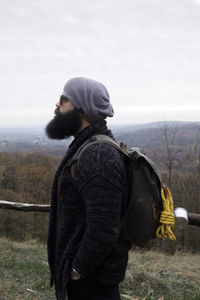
[60,96,69,105]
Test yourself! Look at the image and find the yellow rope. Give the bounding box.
[156,186,176,241]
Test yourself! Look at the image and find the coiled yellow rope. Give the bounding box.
[156,186,176,241]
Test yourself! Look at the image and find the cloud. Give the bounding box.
[1,0,200,126]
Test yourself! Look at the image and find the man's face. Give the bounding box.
[56,94,75,114]
[45,94,82,140]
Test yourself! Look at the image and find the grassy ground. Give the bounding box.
[120,248,200,300]
[0,239,200,300]
[0,239,55,300]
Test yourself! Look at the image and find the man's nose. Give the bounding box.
[56,102,60,108]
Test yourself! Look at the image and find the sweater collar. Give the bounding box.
[66,120,113,160]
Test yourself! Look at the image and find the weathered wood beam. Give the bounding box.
[188,213,200,227]
[0,200,50,212]
[0,200,200,228]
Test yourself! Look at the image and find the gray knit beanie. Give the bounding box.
[63,77,114,123]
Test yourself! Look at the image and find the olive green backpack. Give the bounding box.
[70,134,176,247]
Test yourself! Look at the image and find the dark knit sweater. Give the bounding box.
[47,121,131,300]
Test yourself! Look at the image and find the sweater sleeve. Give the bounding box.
[71,143,127,278]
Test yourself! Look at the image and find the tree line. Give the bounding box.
[0,124,200,251]
[0,151,59,241]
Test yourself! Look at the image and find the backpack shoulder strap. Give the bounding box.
[79,134,129,157]
[70,134,129,179]
[70,133,161,182]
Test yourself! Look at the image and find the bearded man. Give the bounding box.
[46,77,131,300]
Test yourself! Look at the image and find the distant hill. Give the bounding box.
[0,127,71,154]
[114,121,200,149]
[0,121,199,153]
[110,120,197,135]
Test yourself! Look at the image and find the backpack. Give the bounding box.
[70,134,176,247]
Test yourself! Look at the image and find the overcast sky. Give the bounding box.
[0,0,200,127]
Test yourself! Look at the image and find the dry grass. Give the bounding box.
[0,239,200,299]
[120,248,200,300]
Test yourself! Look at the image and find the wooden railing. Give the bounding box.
[188,213,200,227]
[0,200,200,227]
[0,200,49,212]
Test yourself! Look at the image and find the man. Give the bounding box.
[46,77,131,300]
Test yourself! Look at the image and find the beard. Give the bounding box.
[45,108,82,140]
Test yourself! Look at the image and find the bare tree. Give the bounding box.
[194,130,200,176]
[159,121,183,188]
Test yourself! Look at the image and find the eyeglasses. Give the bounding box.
[60,95,69,106]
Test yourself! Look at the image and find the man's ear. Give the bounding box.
[78,108,84,115]
[78,108,91,125]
